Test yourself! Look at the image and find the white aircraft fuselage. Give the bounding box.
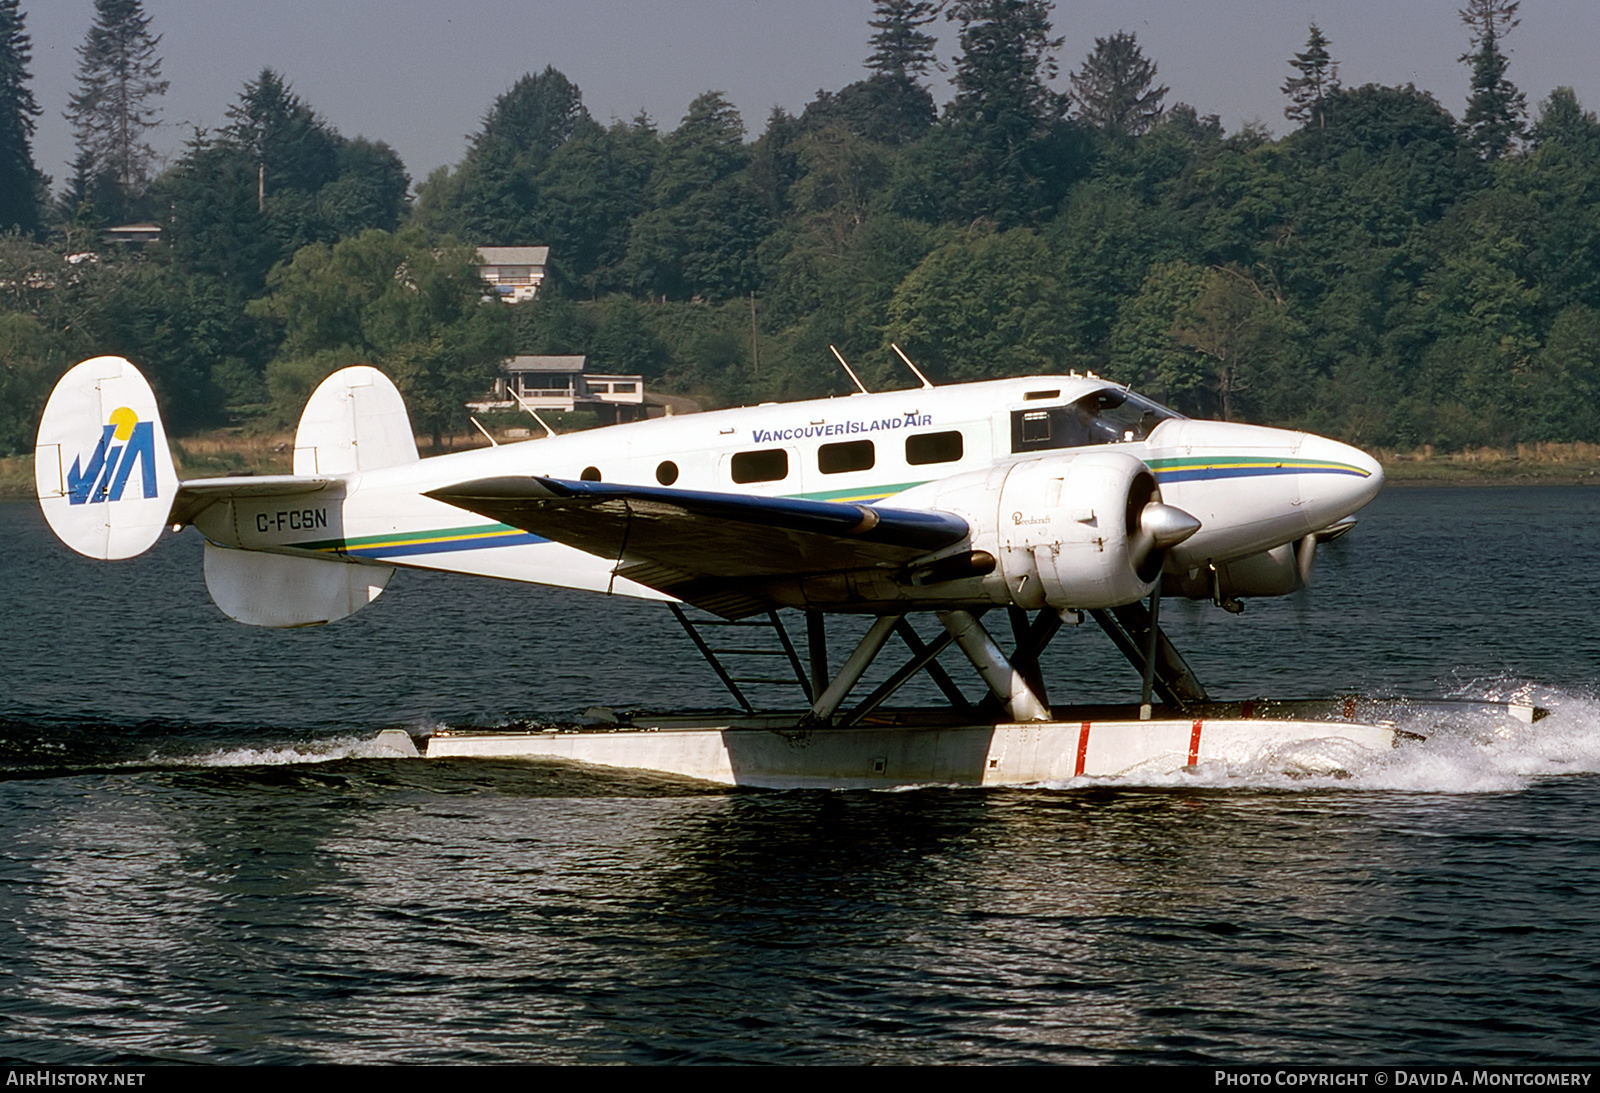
[187,372,1381,616]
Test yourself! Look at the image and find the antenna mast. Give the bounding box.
[829,345,871,394]
[890,343,935,389]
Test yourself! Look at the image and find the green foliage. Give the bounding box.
[11,0,1600,461]
[0,0,43,235]
[945,0,1064,138]
[1282,24,1340,131]
[884,226,1075,381]
[1459,0,1526,161]
[226,68,340,196]
[65,0,168,223]
[1069,32,1168,138]
[867,1,940,80]
[251,229,513,442]
[624,93,768,301]
[0,309,51,453]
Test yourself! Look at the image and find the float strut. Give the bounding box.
[800,614,901,725]
[937,610,1051,722]
[1139,585,1161,720]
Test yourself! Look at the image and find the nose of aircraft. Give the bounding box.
[1296,433,1385,526]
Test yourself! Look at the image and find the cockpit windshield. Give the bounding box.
[1009,385,1185,454]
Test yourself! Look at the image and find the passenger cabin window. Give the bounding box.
[906,430,964,466]
[818,440,874,475]
[1010,388,1183,454]
[731,449,789,484]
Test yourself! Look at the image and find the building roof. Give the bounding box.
[478,246,549,266]
[503,355,587,373]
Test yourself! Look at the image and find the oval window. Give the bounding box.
[656,460,680,485]
[580,466,601,481]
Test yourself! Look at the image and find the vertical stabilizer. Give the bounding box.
[35,356,180,560]
[293,366,419,475]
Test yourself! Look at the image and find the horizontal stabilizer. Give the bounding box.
[168,474,337,529]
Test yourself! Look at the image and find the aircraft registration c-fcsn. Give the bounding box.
[34,354,1412,785]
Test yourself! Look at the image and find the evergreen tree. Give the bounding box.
[945,0,1064,138]
[808,0,942,145]
[1069,31,1168,138]
[1282,23,1340,130]
[471,66,591,167]
[225,68,340,206]
[1459,0,1525,161]
[867,0,941,81]
[64,0,168,223]
[0,0,43,234]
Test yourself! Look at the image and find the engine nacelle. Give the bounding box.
[1164,540,1308,603]
[994,450,1172,610]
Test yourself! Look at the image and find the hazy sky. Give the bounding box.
[20,0,1600,193]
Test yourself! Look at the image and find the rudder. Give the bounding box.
[35,356,180,560]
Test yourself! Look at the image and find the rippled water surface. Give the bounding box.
[3,488,1599,1064]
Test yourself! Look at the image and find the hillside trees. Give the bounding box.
[65,0,168,224]
[883,226,1075,381]
[1282,24,1340,130]
[1459,0,1526,161]
[894,0,1080,225]
[250,228,512,445]
[1070,31,1168,138]
[624,92,769,301]
[813,0,941,145]
[0,0,43,235]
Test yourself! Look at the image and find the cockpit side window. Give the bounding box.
[1009,387,1183,454]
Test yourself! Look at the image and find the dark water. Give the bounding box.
[3,488,1599,1064]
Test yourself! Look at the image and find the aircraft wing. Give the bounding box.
[426,476,970,617]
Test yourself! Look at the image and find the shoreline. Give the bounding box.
[6,443,1599,501]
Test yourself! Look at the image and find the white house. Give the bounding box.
[474,355,649,425]
[477,246,549,303]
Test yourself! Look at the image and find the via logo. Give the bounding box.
[67,407,158,505]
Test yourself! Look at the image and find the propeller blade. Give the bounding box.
[1295,534,1317,589]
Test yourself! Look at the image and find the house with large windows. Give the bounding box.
[473,355,649,425]
[476,246,549,303]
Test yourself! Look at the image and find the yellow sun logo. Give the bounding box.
[108,406,139,441]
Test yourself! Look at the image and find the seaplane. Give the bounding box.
[32,352,1541,787]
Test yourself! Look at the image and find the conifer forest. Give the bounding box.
[2,0,1597,458]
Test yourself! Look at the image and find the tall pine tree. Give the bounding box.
[0,0,44,234]
[1069,31,1167,137]
[65,0,168,223]
[1459,0,1526,160]
[225,68,340,206]
[867,0,940,81]
[1282,24,1340,130]
[946,0,1064,139]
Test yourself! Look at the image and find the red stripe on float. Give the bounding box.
[1076,721,1092,776]
[1188,719,1203,766]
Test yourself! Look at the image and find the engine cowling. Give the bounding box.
[1164,534,1318,604]
[993,450,1199,610]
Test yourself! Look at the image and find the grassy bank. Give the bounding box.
[1377,441,1600,484]
[8,435,1600,502]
